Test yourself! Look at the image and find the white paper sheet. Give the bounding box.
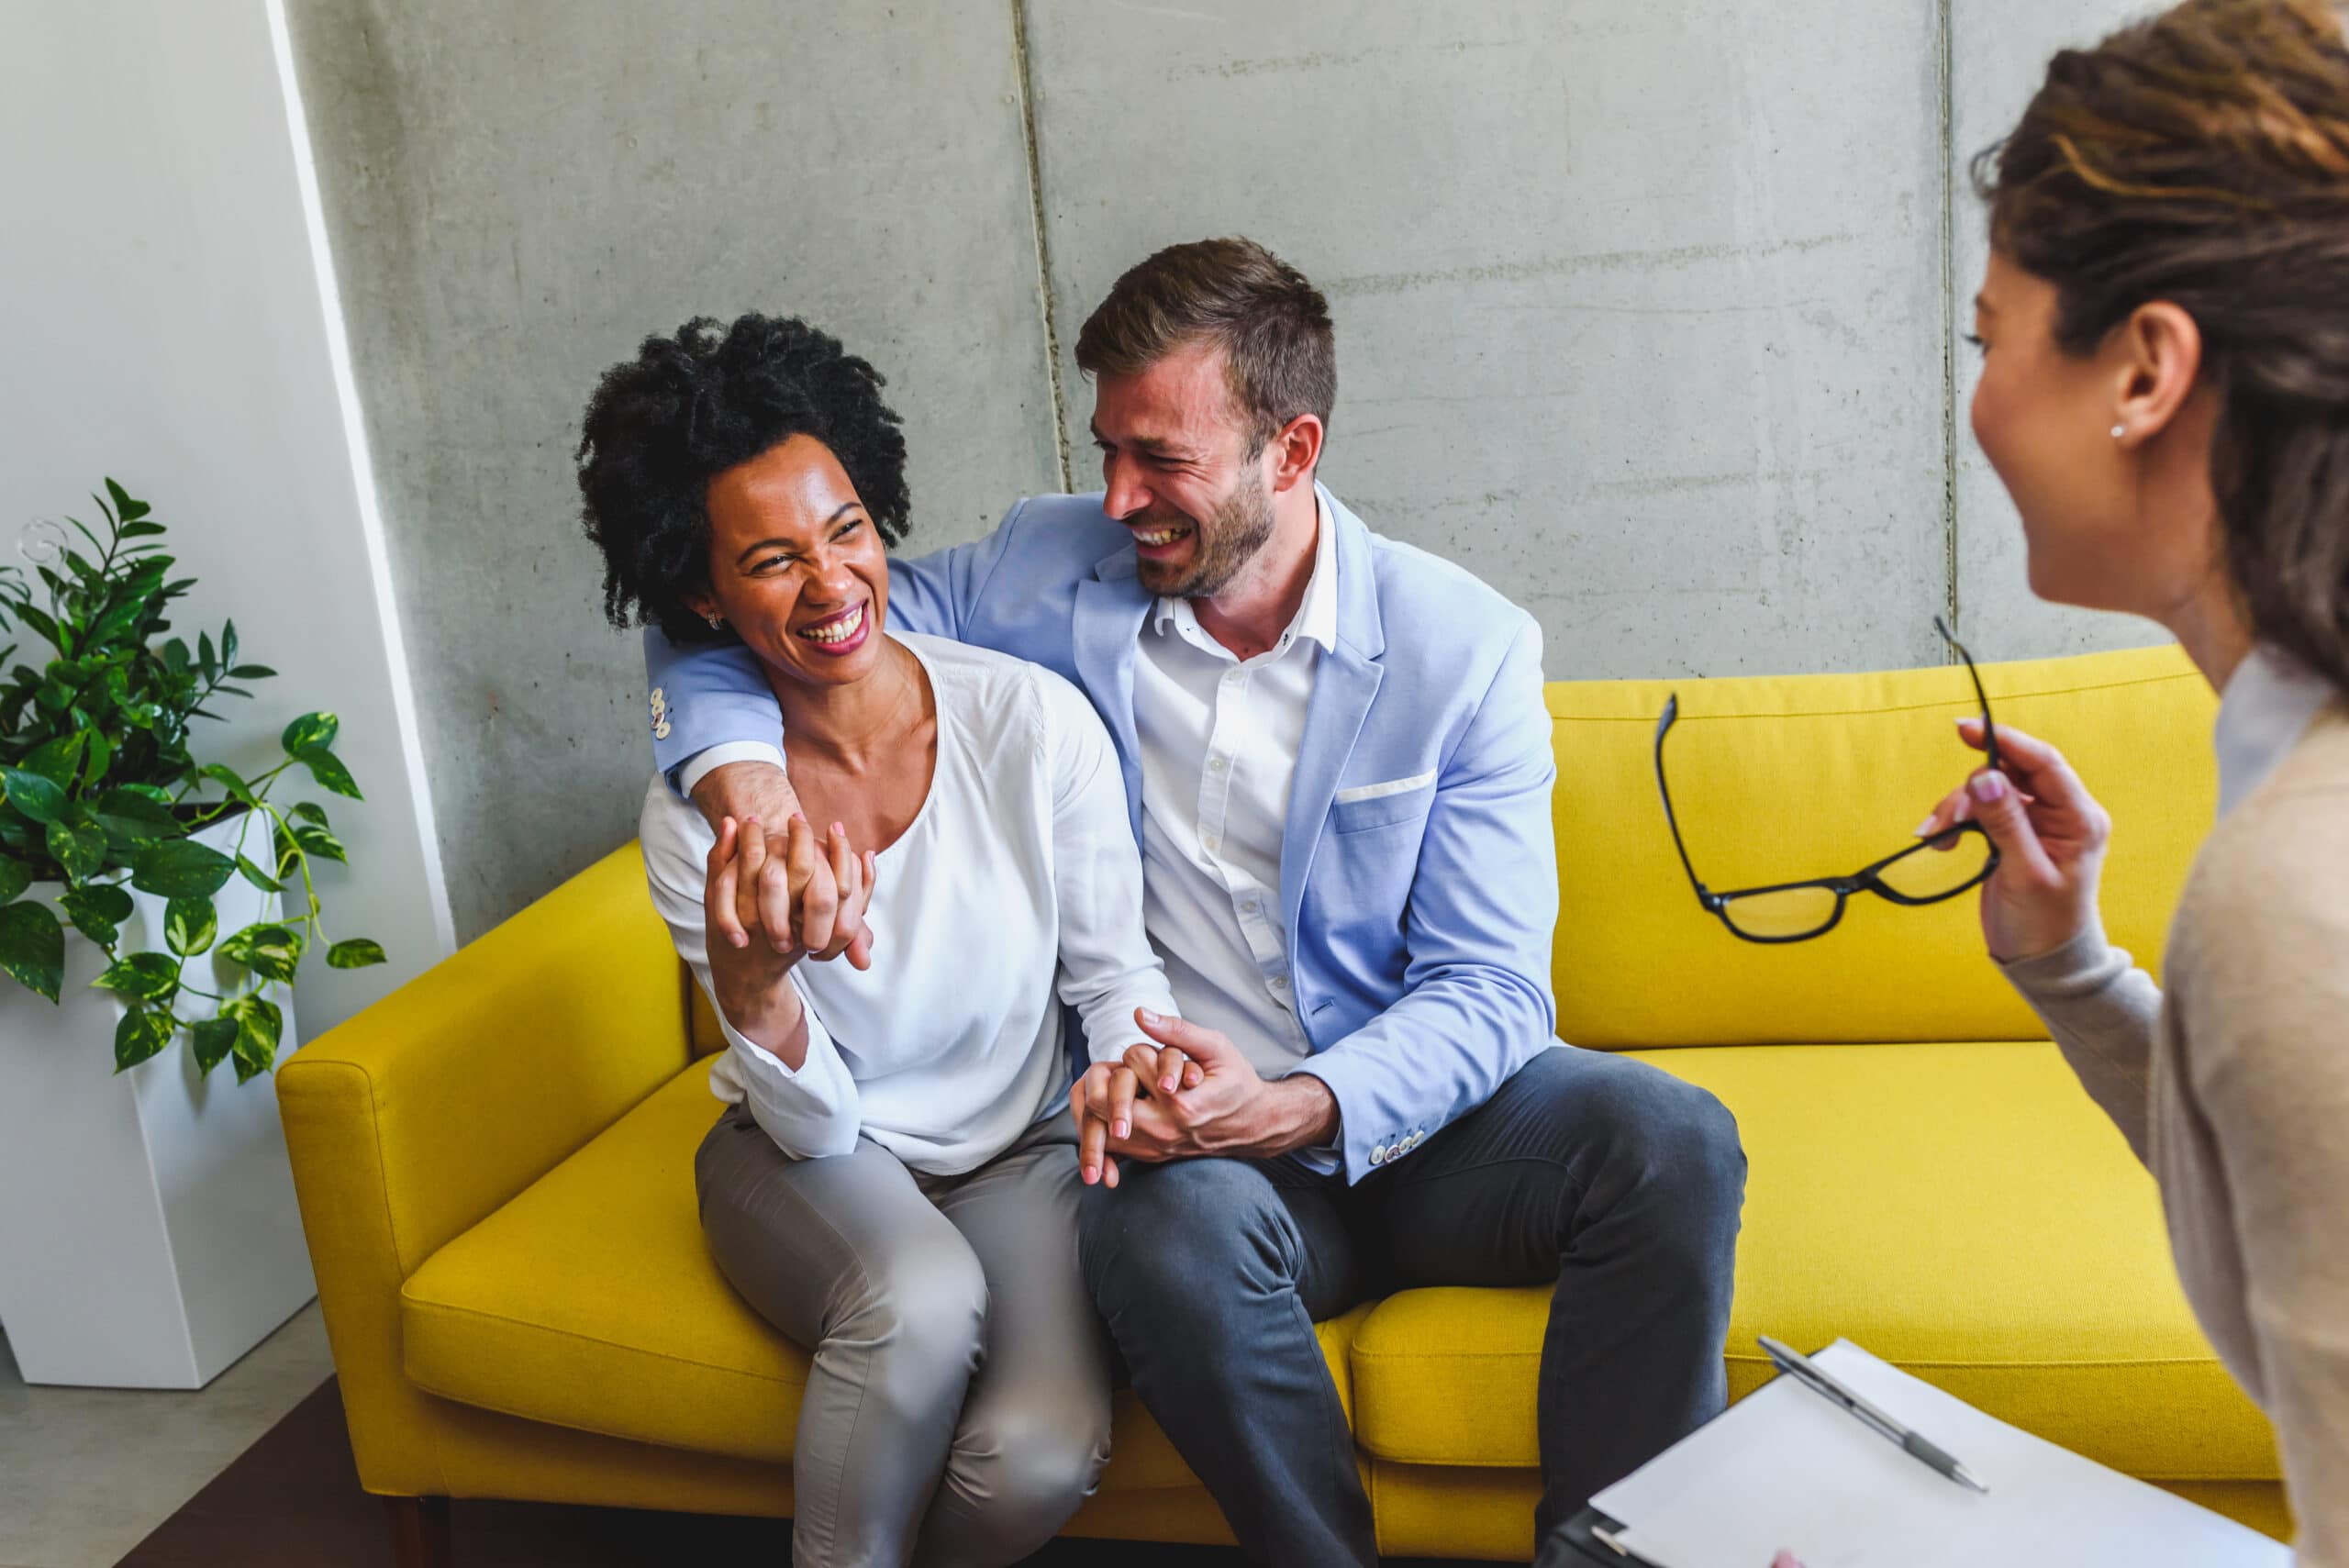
[1590,1340,2288,1568]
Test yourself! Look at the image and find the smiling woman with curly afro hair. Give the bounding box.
[587,303,1182,1565]
[575,312,910,647]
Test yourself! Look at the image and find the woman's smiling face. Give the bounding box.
[693,434,890,689]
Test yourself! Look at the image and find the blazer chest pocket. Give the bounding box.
[1329,770,1436,834]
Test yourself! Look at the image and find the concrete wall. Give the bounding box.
[1,0,453,1035]
[283,0,2158,939]
[282,0,1059,939]
[1951,0,2165,659]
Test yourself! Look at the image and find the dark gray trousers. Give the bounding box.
[696,1108,1112,1568]
[1075,1046,1747,1567]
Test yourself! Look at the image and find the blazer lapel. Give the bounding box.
[1281,491,1386,941]
[1072,556,1150,843]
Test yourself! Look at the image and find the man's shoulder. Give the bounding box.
[1330,496,1536,668]
[987,492,1131,573]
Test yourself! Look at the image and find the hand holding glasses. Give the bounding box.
[1654,617,2002,944]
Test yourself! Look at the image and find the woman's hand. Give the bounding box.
[699,771,877,969]
[707,812,878,968]
[1914,717,2112,962]
[703,816,876,1062]
[1069,1040,1206,1188]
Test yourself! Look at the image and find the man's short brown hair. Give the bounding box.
[1074,237,1336,454]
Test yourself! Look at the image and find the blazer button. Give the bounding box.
[1370,1145,1388,1166]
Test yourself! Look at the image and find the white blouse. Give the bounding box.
[640,633,1176,1174]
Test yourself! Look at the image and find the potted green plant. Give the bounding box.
[0,480,384,1387]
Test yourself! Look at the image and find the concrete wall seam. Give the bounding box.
[1010,0,1074,494]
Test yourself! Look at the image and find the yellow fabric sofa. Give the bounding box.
[277,642,2289,1562]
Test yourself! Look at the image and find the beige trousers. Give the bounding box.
[694,1106,1112,1568]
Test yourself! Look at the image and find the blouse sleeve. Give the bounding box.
[637,782,863,1158]
[1997,926,2164,1163]
[1033,670,1180,1064]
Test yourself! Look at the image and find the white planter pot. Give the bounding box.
[0,810,315,1387]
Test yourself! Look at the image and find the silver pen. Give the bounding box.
[1757,1336,1991,1496]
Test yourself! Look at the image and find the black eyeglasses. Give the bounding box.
[1653,617,2003,944]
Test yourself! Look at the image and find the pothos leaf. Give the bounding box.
[326,937,386,969]
[164,896,217,957]
[114,1006,175,1072]
[0,900,65,1001]
[93,950,179,1002]
[190,1015,239,1075]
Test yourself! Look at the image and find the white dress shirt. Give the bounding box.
[2213,642,2336,819]
[1132,498,1339,1080]
[640,634,1175,1174]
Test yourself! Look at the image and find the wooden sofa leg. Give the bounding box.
[384,1495,452,1568]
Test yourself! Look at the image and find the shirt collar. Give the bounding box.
[1150,492,1341,653]
[2214,642,2335,817]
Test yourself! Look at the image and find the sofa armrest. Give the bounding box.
[276,841,694,1496]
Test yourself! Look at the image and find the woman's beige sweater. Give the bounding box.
[2002,701,2349,1564]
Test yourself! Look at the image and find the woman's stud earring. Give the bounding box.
[705,612,724,628]
[2110,424,2127,440]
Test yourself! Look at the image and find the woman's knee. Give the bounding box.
[845,1242,991,1402]
[947,1401,1111,1532]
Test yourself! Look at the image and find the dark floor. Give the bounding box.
[116,1377,1474,1566]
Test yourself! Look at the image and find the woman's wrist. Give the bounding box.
[716,965,807,1058]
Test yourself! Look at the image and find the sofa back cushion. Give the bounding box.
[1546,644,2217,1048]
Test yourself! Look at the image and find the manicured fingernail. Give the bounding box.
[1083,1165,1098,1184]
[1162,1077,1177,1093]
[1970,772,2009,803]
[831,821,844,836]
[1113,1119,1129,1139]
[1914,817,1939,838]
[1139,1009,1161,1026]
[730,931,748,948]
[791,811,807,824]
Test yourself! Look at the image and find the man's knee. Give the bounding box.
[1511,1051,1746,1223]
[1077,1158,1297,1305]
[1584,1062,1747,1257]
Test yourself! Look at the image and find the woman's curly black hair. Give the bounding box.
[576,313,910,645]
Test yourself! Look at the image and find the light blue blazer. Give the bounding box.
[645,484,1561,1183]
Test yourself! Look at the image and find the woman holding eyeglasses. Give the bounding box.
[1796,2,2349,1562]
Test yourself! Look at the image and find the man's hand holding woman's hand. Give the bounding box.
[701,812,877,1068]
[1071,1020,1206,1188]
[695,762,878,969]
[1072,1009,1342,1187]
[1916,717,2114,963]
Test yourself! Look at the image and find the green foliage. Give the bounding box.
[0,482,387,1078]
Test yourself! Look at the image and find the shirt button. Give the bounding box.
[1269,974,1289,991]
[1208,756,1229,774]
[1370,1145,1388,1166]
[1201,833,1219,853]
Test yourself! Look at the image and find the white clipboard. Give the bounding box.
[1587,1340,2288,1568]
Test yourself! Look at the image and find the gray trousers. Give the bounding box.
[695,1106,1112,1568]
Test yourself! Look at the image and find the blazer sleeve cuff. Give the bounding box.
[674,740,788,798]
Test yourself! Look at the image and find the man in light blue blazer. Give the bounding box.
[643,239,1744,1567]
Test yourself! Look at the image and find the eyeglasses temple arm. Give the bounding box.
[1653,701,1711,902]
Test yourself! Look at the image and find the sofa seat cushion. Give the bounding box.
[401,1062,1365,1488]
[1348,1042,2279,1485]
